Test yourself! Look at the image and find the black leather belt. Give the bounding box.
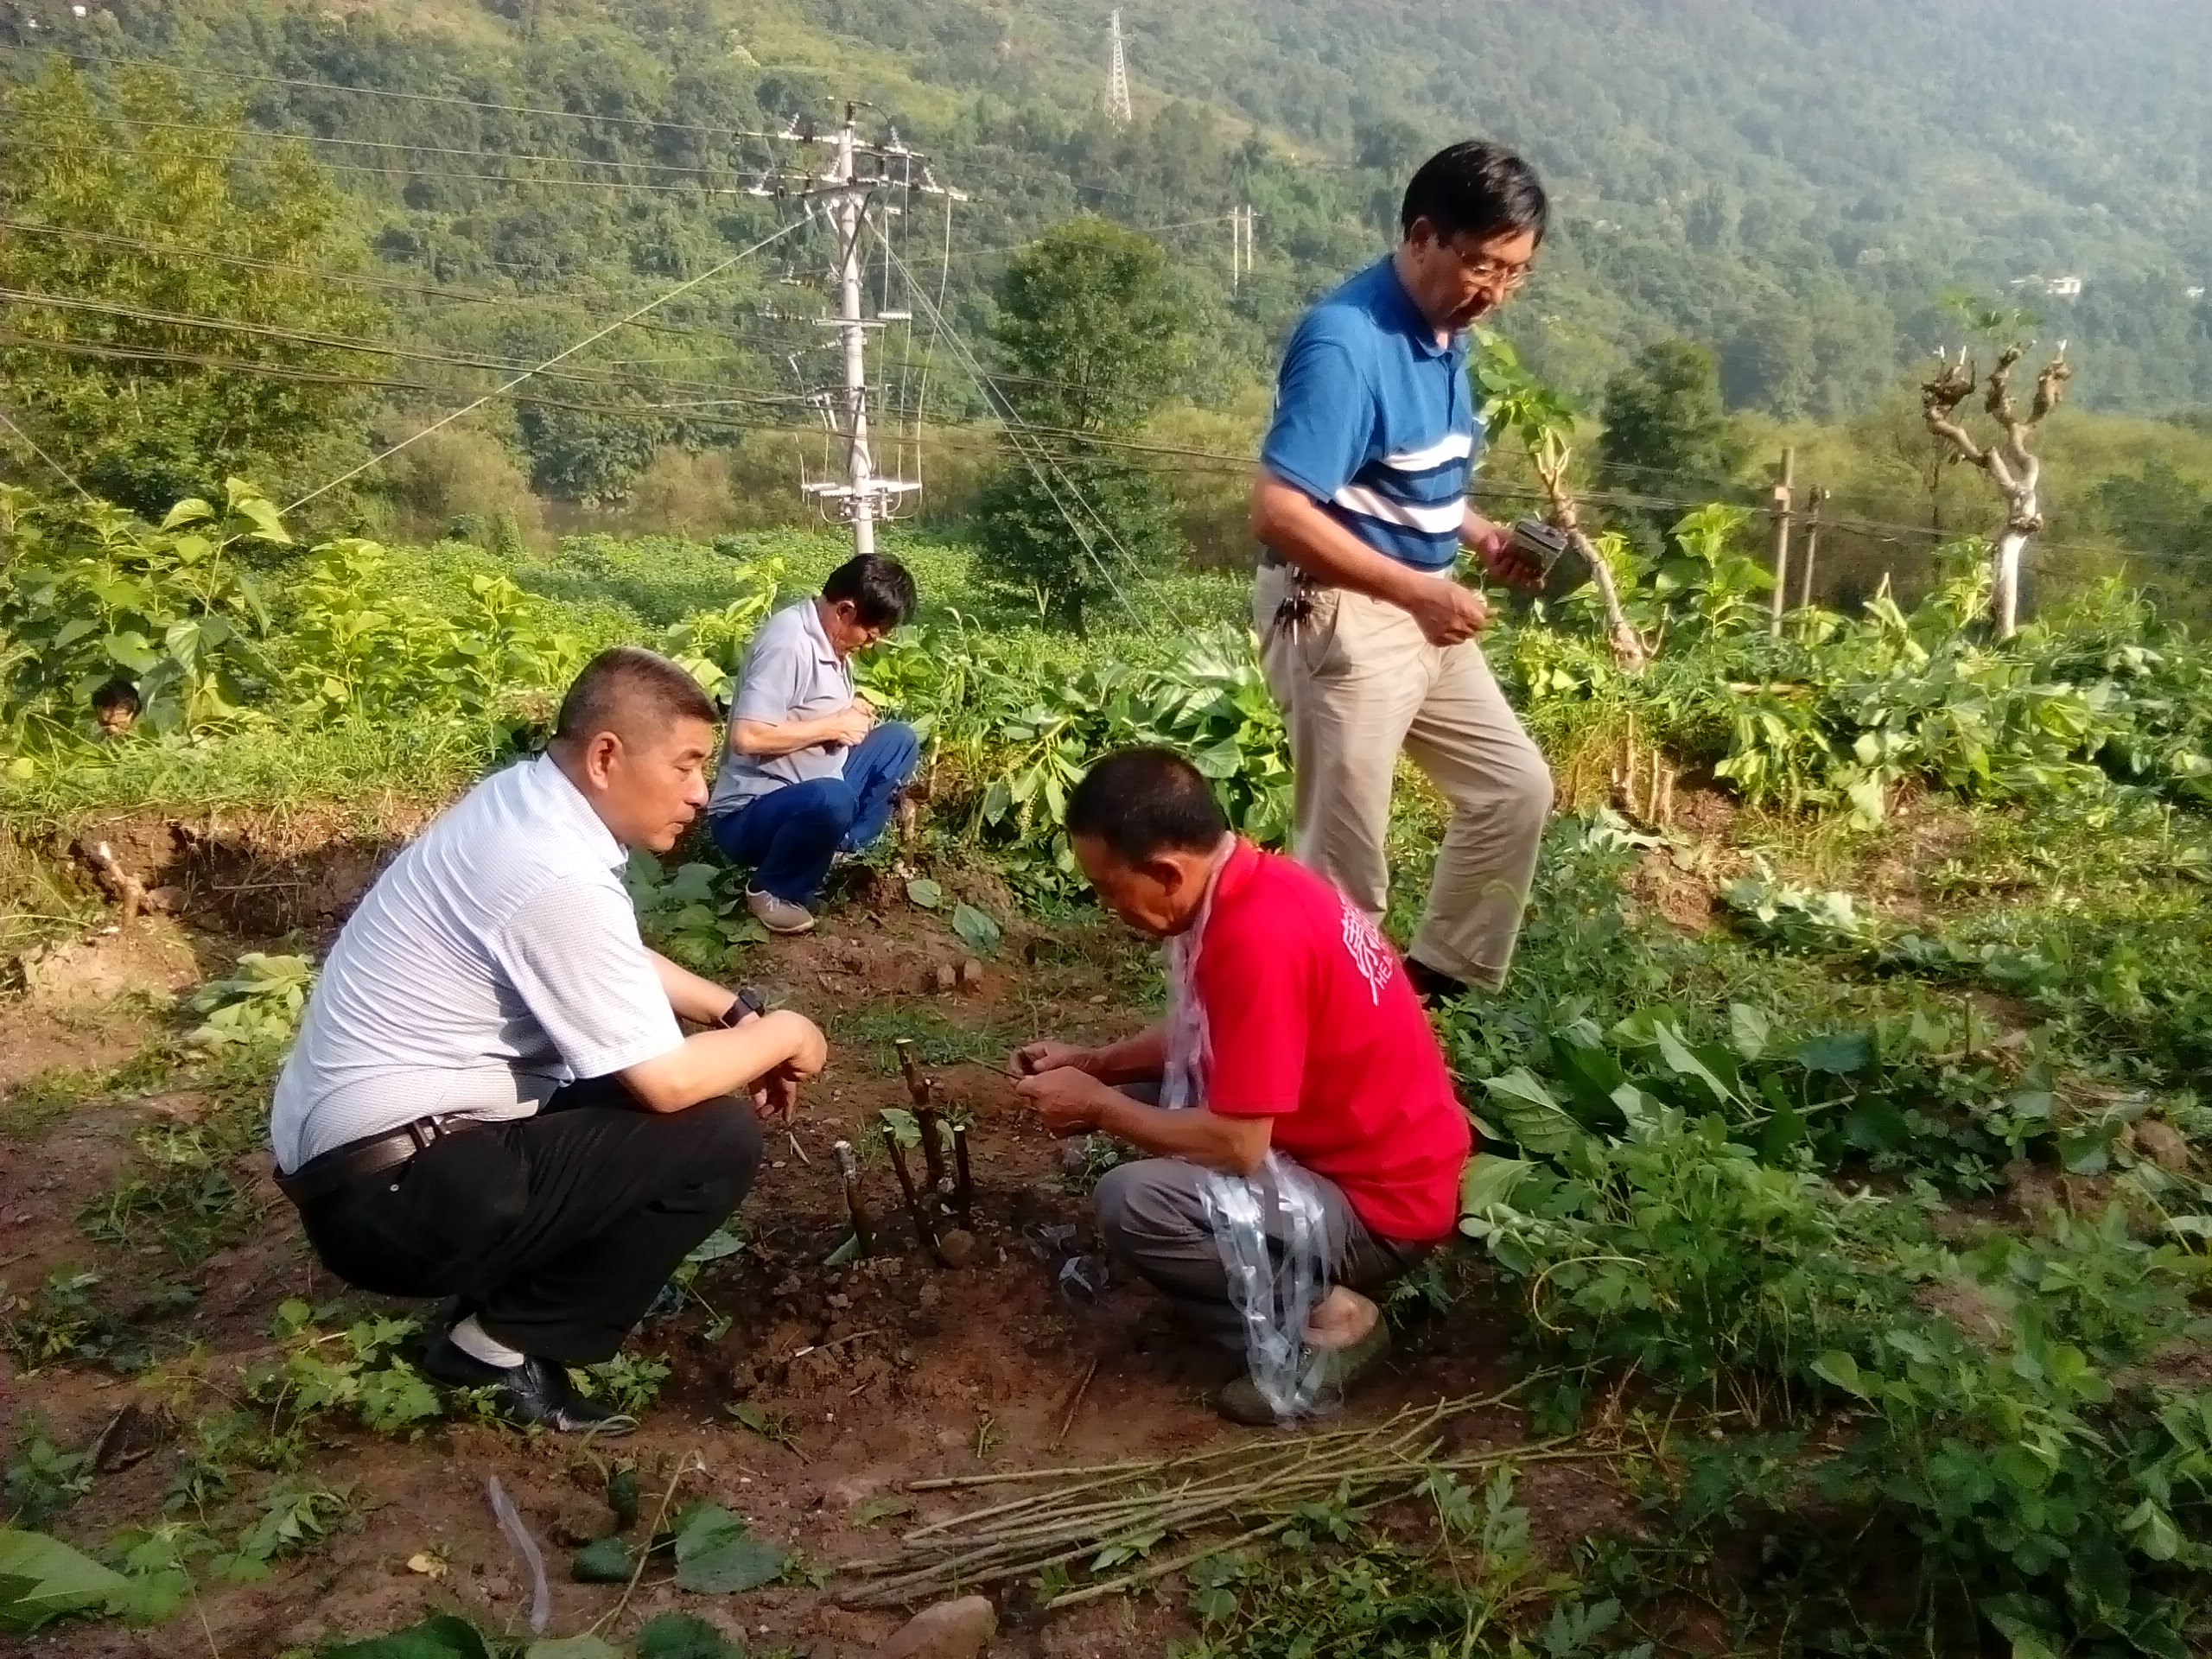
[274,1114,476,1207]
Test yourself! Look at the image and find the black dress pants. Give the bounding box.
[296,1077,762,1363]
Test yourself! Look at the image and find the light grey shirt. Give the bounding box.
[707,598,855,817]
[270,753,683,1171]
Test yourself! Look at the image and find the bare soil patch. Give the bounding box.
[70,799,439,943]
[3,870,1544,1659]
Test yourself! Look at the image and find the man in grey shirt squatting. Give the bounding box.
[1252,141,1554,1006]
[270,648,829,1433]
[708,554,921,935]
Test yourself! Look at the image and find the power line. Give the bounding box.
[0,287,791,400]
[0,338,1074,483]
[0,43,789,143]
[0,130,749,197]
[0,218,869,368]
[0,331,427,391]
[284,213,811,510]
[937,214,1242,265]
[8,274,2177,563]
[880,226,1147,621]
[66,111,769,181]
[0,400,93,501]
[0,333,845,424]
[4,43,1160,207]
[0,213,1250,408]
[0,217,514,305]
[5,330,2198,575]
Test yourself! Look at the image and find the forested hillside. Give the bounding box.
[1071,0,2212,414]
[0,0,2208,554]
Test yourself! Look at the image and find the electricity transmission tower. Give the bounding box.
[1107,10,1133,127]
[749,103,960,558]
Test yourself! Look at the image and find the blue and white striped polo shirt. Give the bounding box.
[1260,257,1479,572]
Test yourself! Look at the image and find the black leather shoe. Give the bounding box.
[1404,956,1471,1008]
[419,1332,639,1435]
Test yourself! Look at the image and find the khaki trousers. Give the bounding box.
[1254,563,1552,988]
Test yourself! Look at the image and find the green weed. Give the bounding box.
[574,1353,671,1416]
[4,1418,94,1526]
[0,1267,150,1372]
[1178,1470,1645,1659]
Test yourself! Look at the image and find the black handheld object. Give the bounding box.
[1510,518,1591,594]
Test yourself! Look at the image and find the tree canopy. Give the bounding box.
[0,63,385,513]
[1599,340,1748,496]
[976,219,1192,628]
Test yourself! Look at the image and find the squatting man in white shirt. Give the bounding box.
[269,647,828,1433]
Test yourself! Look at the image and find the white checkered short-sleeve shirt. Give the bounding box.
[270,754,683,1171]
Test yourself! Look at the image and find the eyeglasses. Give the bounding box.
[1450,243,1535,293]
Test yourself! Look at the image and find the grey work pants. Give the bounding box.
[1255,563,1554,988]
[1094,1156,1430,1352]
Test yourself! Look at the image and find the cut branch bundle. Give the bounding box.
[839,1384,1601,1610]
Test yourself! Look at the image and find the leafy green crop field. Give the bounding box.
[4,480,2212,1657]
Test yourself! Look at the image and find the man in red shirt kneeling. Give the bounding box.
[1014,747,1471,1423]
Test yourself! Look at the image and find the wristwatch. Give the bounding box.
[717,987,768,1028]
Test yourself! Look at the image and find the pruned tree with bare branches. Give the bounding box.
[1527,433,1649,673]
[1477,335,1649,673]
[1920,342,2071,639]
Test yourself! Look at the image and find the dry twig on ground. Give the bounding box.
[839,1382,1608,1610]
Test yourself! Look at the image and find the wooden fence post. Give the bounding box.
[1767,447,1795,637]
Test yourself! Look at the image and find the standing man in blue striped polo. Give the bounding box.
[1250,141,1554,1007]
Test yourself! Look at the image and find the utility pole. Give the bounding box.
[1797,486,1829,611]
[1107,10,1133,127]
[1766,445,1795,637]
[828,109,883,558]
[1229,206,1255,289]
[751,104,961,559]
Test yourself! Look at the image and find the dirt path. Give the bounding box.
[3,900,1555,1659]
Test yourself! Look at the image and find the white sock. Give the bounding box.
[448,1313,526,1370]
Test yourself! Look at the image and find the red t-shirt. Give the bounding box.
[1193,840,1471,1241]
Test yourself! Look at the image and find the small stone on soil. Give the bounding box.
[2133,1120,2192,1172]
[866,1594,997,1659]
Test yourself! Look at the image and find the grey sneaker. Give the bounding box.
[746,887,817,935]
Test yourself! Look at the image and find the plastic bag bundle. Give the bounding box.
[486,1473,550,1634]
[1163,845,1338,1421]
[1198,1152,1338,1417]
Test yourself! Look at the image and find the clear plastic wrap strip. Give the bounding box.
[1199,1151,1338,1418]
[1161,840,1337,1420]
[486,1473,551,1634]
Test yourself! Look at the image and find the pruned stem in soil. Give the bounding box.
[881,1126,950,1267]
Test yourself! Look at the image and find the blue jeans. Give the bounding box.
[708,721,920,905]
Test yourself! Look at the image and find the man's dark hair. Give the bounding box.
[91,677,141,715]
[1401,141,1548,245]
[1065,747,1230,865]
[552,646,716,747]
[822,553,918,630]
